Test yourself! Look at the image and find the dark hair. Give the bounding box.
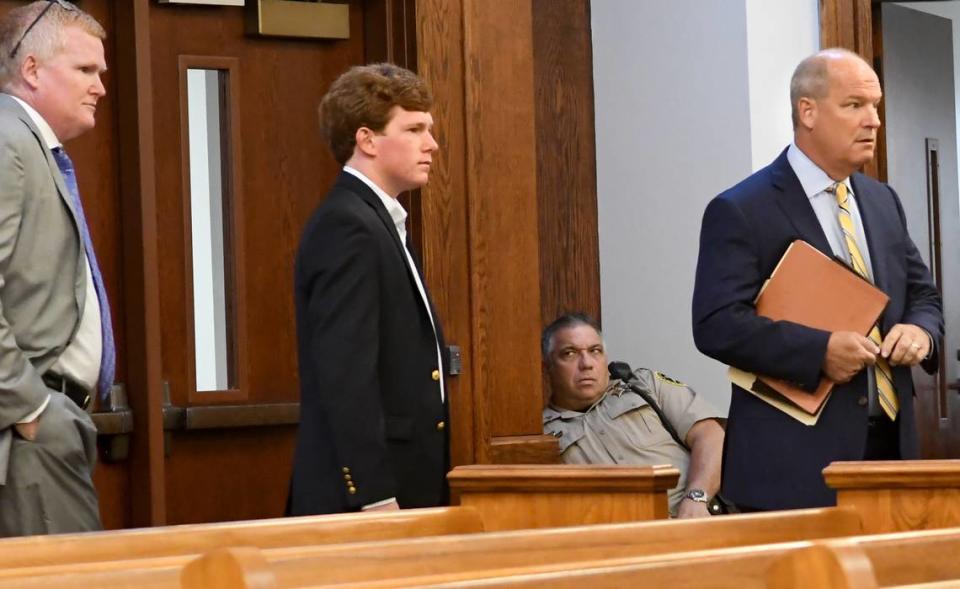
[318,62,433,165]
[541,313,602,361]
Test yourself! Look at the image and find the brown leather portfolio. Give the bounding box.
[747,239,889,416]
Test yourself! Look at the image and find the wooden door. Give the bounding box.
[146,0,411,525]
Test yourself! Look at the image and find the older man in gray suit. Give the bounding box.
[0,1,113,536]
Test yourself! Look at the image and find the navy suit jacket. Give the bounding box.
[692,148,943,510]
[288,171,448,515]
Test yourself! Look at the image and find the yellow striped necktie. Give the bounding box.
[832,182,898,420]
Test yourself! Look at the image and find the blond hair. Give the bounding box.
[0,1,105,91]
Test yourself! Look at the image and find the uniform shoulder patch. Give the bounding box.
[654,371,685,387]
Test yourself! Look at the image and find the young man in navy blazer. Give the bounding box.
[693,49,943,511]
[288,64,448,515]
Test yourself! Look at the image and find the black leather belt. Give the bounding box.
[42,373,91,410]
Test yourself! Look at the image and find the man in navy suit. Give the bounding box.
[288,63,448,515]
[692,48,943,511]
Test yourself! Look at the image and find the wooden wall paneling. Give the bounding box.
[417,0,476,467]
[532,0,600,408]
[364,0,415,66]
[820,0,856,50]
[462,0,557,463]
[532,0,599,326]
[113,0,168,526]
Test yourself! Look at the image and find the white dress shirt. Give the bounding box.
[8,95,102,422]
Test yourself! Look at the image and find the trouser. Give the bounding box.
[0,393,101,537]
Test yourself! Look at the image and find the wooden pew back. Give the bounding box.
[0,507,862,588]
[0,506,482,572]
[385,527,960,589]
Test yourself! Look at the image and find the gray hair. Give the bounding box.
[541,313,603,362]
[0,1,105,91]
[790,48,872,128]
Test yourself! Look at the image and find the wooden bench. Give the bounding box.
[766,534,960,589]
[825,460,960,534]
[0,506,482,573]
[447,464,680,530]
[379,526,960,589]
[0,507,864,588]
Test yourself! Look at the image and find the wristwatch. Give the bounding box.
[684,488,708,503]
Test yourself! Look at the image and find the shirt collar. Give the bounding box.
[343,165,408,239]
[786,142,852,199]
[543,380,622,422]
[5,94,61,150]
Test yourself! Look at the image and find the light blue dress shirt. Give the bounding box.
[786,143,874,280]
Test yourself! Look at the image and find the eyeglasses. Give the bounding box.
[8,0,76,60]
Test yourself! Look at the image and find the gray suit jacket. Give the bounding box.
[0,95,87,484]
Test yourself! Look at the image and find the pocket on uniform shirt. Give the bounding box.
[384,416,414,441]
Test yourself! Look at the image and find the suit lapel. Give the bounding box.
[769,149,833,256]
[0,95,82,227]
[850,174,889,295]
[337,172,437,322]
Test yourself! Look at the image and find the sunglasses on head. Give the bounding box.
[8,0,77,60]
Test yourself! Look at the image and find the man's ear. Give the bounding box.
[19,55,40,90]
[354,127,377,157]
[797,97,817,131]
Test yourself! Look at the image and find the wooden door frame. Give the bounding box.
[114,0,166,528]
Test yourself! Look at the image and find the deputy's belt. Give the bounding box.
[42,373,91,410]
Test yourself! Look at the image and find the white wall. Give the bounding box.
[592,1,818,412]
[745,0,820,169]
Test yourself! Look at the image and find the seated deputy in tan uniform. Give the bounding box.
[542,313,725,518]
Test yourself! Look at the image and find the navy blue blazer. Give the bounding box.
[692,148,943,510]
[288,171,448,515]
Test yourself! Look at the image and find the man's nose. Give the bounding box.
[578,351,596,369]
[92,75,106,97]
[425,131,439,152]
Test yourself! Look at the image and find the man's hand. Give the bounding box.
[677,498,711,519]
[881,323,930,367]
[824,331,878,383]
[14,419,39,441]
[363,499,400,512]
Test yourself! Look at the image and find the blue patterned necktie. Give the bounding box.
[51,147,116,402]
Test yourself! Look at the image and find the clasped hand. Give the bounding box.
[823,324,929,383]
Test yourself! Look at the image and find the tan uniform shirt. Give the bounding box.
[543,367,722,516]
